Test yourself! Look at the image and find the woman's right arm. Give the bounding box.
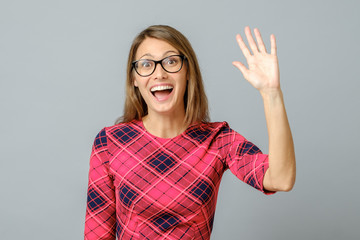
[84,128,116,240]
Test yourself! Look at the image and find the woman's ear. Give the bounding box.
[133,77,138,87]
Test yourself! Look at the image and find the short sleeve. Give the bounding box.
[84,128,117,239]
[218,124,275,195]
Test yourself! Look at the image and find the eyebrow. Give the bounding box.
[139,50,179,60]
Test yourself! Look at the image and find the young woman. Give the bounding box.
[84,25,295,240]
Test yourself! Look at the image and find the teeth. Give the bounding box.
[150,85,173,92]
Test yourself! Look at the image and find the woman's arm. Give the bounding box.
[232,27,296,192]
[85,128,116,239]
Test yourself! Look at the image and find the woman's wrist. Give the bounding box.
[260,88,283,102]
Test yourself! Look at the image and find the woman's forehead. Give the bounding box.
[136,37,179,59]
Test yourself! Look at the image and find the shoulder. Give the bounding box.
[192,121,240,137]
[99,120,144,145]
[186,121,227,137]
[184,121,238,144]
[198,121,248,143]
[192,121,229,131]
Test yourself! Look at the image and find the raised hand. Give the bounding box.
[232,26,280,94]
[232,27,295,192]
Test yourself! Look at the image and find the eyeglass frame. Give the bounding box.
[131,54,187,77]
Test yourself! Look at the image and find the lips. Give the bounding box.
[150,85,174,101]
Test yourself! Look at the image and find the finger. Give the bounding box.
[270,34,277,55]
[236,34,251,58]
[254,28,267,53]
[244,26,259,54]
[232,61,249,78]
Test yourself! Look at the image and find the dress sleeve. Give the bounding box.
[219,124,275,195]
[84,128,117,239]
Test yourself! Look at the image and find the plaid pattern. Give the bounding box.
[85,120,273,239]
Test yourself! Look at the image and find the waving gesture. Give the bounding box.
[232,27,295,193]
[232,27,280,94]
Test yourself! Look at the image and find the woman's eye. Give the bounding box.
[141,61,152,68]
[164,58,177,65]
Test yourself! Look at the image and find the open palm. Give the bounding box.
[233,27,280,93]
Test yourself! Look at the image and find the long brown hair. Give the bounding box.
[115,25,209,126]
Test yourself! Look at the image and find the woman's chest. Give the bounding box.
[108,142,225,217]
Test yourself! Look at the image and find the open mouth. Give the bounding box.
[150,85,174,101]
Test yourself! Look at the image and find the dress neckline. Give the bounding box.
[136,119,197,141]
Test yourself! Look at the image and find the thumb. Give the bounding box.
[232,61,248,78]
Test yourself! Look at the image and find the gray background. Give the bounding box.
[1,0,359,239]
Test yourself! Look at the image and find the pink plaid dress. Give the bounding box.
[84,120,273,239]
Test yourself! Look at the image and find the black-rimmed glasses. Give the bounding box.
[132,55,186,77]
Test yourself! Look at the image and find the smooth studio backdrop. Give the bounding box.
[1,0,359,239]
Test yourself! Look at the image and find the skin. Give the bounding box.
[232,26,296,192]
[133,37,189,138]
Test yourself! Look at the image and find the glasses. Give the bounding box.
[132,55,186,77]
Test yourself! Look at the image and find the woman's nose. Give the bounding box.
[152,62,167,79]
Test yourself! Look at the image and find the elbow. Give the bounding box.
[273,178,296,192]
[264,179,295,192]
[278,183,294,192]
[264,166,296,192]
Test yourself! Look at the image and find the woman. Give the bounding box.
[84,25,295,239]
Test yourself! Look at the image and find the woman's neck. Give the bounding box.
[142,110,188,138]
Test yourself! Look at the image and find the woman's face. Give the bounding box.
[133,37,187,117]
